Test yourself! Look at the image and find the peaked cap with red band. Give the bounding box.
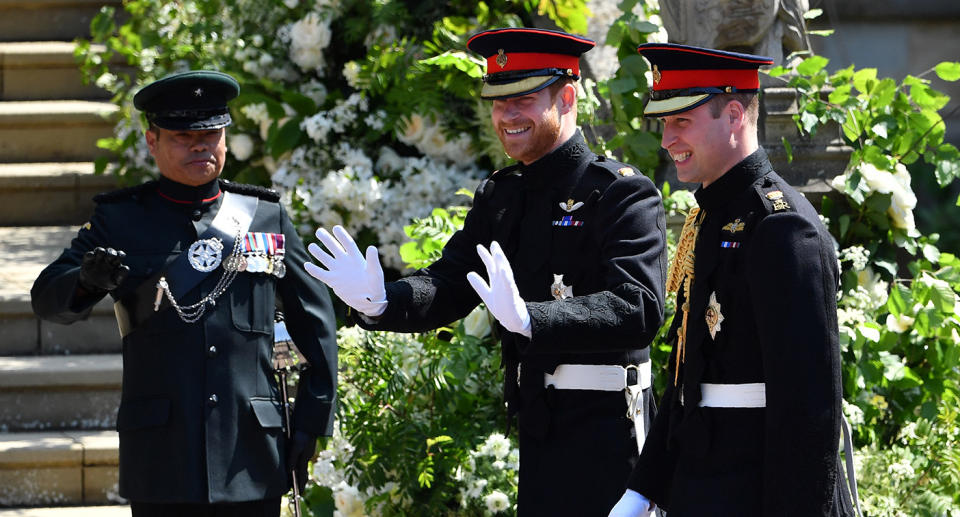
[467,28,595,100]
[636,43,773,117]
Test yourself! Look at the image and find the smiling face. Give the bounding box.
[659,98,749,187]
[146,126,227,186]
[490,83,575,165]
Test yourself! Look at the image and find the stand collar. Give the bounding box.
[156,175,222,205]
[520,131,591,189]
[693,147,772,211]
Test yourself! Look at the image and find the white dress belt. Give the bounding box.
[698,382,767,408]
[543,361,652,391]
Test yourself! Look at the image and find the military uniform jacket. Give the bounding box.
[359,132,667,514]
[31,177,338,504]
[628,149,851,516]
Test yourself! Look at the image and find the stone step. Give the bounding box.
[0,430,120,507]
[0,225,120,356]
[0,101,118,163]
[0,164,117,226]
[0,354,121,432]
[0,0,122,42]
[0,42,114,101]
[0,507,128,516]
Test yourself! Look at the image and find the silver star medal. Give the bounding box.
[188,238,224,272]
[705,291,725,339]
[551,274,573,301]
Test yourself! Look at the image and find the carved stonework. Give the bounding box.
[660,0,811,66]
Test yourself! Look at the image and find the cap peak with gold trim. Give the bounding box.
[133,70,240,130]
[636,43,773,117]
[467,28,595,100]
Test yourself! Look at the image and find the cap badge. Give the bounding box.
[618,167,635,177]
[551,274,573,301]
[188,237,224,272]
[722,218,745,234]
[194,87,203,97]
[652,65,661,85]
[705,291,724,339]
[560,198,584,212]
[496,49,508,68]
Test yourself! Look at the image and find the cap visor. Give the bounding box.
[481,76,555,100]
[151,113,232,131]
[643,94,711,117]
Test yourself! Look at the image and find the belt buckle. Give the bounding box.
[624,364,640,387]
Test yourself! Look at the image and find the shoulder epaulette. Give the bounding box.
[490,163,521,179]
[220,179,280,202]
[93,181,157,204]
[589,156,642,179]
[756,181,795,214]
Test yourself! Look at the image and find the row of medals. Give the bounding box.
[223,251,286,278]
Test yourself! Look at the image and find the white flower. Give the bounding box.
[283,0,298,8]
[840,162,918,231]
[856,267,888,309]
[301,80,328,106]
[480,433,511,459]
[333,482,365,517]
[229,133,255,161]
[95,72,118,90]
[365,24,398,49]
[484,490,510,513]
[288,12,332,73]
[463,306,491,338]
[241,102,271,126]
[840,245,869,271]
[251,34,264,47]
[887,458,915,480]
[885,313,915,333]
[343,61,362,89]
[396,114,427,146]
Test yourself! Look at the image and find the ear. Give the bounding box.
[557,82,577,115]
[145,128,158,156]
[726,99,745,131]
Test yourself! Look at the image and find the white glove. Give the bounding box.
[466,241,532,338]
[305,225,387,317]
[608,489,654,517]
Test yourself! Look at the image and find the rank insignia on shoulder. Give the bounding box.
[551,274,573,300]
[618,167,635,177]
[560,198,584,212]
[766,190,791,211]
[722,218,745,234]
[552,215,583,227]
[705,291,724,339]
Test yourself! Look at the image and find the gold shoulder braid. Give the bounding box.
[666,206,704,385]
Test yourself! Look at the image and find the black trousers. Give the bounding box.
[130,497,281,517]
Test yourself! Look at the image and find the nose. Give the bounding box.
[660,122,676,150]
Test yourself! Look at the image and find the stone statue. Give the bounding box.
[660,0,811,66]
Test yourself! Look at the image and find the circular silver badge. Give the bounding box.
[188,238,224,272]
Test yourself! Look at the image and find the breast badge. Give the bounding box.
[559,198,584,212]
[551,274,573,300]
[552,215,583,227]
[722,218,745,234]
[188,237,224,272]
[705,291,724,339]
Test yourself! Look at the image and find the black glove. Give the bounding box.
[287,430,316,493]
[78,247,129,294]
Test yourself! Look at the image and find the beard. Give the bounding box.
[496,107,562,165]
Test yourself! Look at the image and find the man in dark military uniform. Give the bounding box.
[31,71,338,517]
[303,28,667,516]
[609,44,856,516]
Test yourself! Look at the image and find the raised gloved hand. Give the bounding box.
[78,247,129,293]
[286,430,316,494]
[466,241,532,338]
[305,225,387,317]
[608,489,654,517]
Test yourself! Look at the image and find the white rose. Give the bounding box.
[228,133,255,161]
[484,490,510,513]
[462,306,491,338]
[396,114,426,146]
[885,313,915,333]
[289,13,332,72]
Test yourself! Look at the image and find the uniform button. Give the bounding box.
[191,209,202,221]
[207,345,218,358]
[207,394,218,407]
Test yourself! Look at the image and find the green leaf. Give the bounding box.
[279,90,317,116]
[268,116,304,158]
[928,277,956,312]
[800,111,820,134]
[879,352,906,381]
[911,84,950,111]
[797,55,829,77]
[781,136,793,163]
[922,244,941,264]
[934,144,960,185]
[766,65,789,78]
[608,77,638,94]
[808,29,835,37]
[853,68,878,93]
[828,84,852,105]
[858,323,881,343]
[803,8,823,19]
[934,61,960,81]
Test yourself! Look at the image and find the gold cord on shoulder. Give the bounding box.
[666,206,703,385]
